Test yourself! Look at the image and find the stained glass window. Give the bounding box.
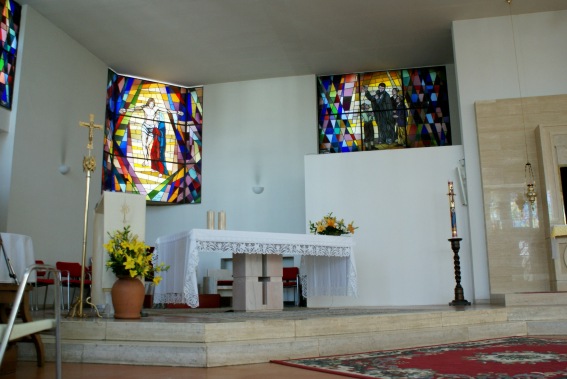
[317,66,450,153]
[104,70,203,204]
[0,0,21,110]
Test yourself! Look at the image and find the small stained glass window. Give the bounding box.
[317,66,450,153]
[0,0,21,110]
[103,70,203,204]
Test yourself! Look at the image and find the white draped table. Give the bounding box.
[153,229,357,308]
[0,233,36,283]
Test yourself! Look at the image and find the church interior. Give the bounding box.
[1,0,567,377]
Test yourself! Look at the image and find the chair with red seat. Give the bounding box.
[203,269,233,305]
[282,267,300,306]
[32,259,55,310]
[55,261,92,310]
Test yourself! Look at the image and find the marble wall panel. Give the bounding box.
[475,95,567,296]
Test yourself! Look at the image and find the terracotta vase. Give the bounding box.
[111,276,145,319]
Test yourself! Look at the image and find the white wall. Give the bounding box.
[0,18,20,231]
[305,146,470,306]
[452,10,567,300]
[146,76,318,278]
[0,106,14,232]
[5,6,107,263]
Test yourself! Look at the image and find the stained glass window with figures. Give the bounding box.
[317,66,451,153]
[103,70,203,204]
[1,0,21,109]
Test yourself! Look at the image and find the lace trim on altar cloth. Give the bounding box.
[152,292,199,308]
[191,229,354,255]
[195,241,351,257]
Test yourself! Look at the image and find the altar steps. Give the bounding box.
[505,292,567,336]
[504,291,567,306]
[17,303,567,368]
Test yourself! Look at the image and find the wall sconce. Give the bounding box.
[252,186,264,194]
[58,164,70,175]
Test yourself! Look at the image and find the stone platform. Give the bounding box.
[18,294,567,368]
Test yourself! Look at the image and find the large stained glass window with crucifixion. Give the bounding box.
[103,70,203,204]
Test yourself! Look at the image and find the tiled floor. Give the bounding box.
[8,361,338,379]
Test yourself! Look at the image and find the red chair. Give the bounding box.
[282,267,300,306]
[55,262,92,310]
[32,259,55,310]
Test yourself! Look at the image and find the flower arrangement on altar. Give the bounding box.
[104,225,169,285]
[309,212,357,236]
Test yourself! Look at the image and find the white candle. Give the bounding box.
[218,211,226,230]
[207,210,215,229]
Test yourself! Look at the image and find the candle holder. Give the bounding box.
[448,237,471,306]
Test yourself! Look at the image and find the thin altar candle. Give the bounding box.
[207,210,215,229]
[218,211,226,230]
[448,181,458,237]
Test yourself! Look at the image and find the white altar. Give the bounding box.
[154,229,357,309]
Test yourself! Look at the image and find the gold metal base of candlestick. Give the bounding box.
[66,296,102,318]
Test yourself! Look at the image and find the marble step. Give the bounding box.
[504,292,567,307]
[17,306,567,367]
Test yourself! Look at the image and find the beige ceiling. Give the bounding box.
[18,0,567,87]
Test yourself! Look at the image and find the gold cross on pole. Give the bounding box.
[79,114,103,151]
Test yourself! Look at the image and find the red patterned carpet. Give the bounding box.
[272,336,567,378]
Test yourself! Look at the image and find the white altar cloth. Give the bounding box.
[0,233,36,283]
[154,229,357,308]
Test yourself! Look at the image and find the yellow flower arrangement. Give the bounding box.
[309,212,357,236]
[104,226,169,285]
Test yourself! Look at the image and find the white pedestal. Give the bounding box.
[91,191,146,306]
[232,254,282,311]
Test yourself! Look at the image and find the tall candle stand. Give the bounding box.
[448,237,470,306]
[447,182,470,306]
